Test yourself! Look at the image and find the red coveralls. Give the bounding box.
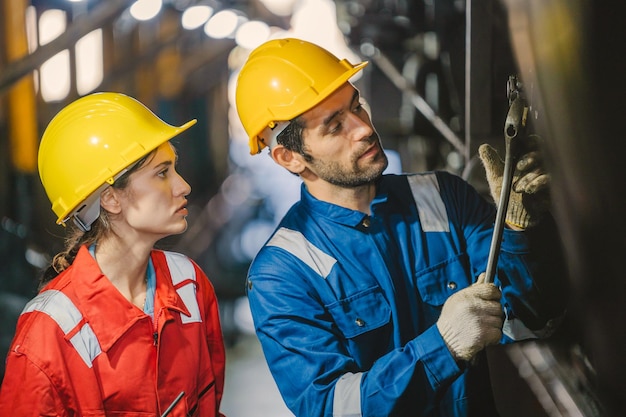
[0,245,226,417]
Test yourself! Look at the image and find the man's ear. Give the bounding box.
[99,187,121,215]
[271,145,305,175]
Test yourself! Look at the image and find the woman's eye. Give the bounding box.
[157,168,169,177]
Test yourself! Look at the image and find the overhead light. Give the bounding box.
[130,0,162,21]
[182,5,214,30]
[204,9,245,39]
[258,0,297,16]
[290,0,362,73]
[235,20,270,50]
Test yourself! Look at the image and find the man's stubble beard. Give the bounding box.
[305,145,389,188]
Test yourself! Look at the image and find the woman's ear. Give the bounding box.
[99,187,121,215]
[271,145,305,175]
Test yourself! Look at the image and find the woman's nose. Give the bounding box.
[175,171,192,196]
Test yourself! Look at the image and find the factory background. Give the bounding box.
[1,0,624,415]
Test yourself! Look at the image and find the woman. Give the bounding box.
[0,92,226,416]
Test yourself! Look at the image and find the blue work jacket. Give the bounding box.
[247,172,564,417]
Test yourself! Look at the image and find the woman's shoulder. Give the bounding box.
[151,249,195,268]
[151,249,208,282]
[11,284,81,353]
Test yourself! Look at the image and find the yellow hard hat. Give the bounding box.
[38,92,196,229]
[235,38,368,154]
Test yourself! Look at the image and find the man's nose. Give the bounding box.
[347,112,374,141]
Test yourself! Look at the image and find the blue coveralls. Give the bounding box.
[247,171,564,417]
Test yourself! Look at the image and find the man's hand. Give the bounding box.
[436,274,504,362]
[479,135,551,229]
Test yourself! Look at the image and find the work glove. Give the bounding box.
[478,135,551,229]
[436,274,503,362]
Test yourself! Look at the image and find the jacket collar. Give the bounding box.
[69,246,191,351]
[299,181,390,227]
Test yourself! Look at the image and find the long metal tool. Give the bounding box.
[484,77,529,284]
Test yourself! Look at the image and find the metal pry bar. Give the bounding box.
[484,76,529,284]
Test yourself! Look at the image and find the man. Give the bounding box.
[235,38,566,417]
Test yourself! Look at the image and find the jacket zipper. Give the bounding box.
[153,308,163,346]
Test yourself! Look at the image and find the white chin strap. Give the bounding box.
[261,121,290,151]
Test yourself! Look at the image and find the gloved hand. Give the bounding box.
[478,135,551,229]
[436,274,503,362]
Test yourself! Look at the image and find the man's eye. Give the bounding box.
[329,123,342,134]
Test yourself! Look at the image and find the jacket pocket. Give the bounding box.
[326,286,391,339]
[187,380,217,417]
[415,253,471,306]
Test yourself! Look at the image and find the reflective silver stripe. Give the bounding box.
[407,174,450,232]
[267,227,337,279]
[503,315,561,341]
[164,251,201,324]
[333,372,363,417]
[22,289,102,368]
[69,323,101,367]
